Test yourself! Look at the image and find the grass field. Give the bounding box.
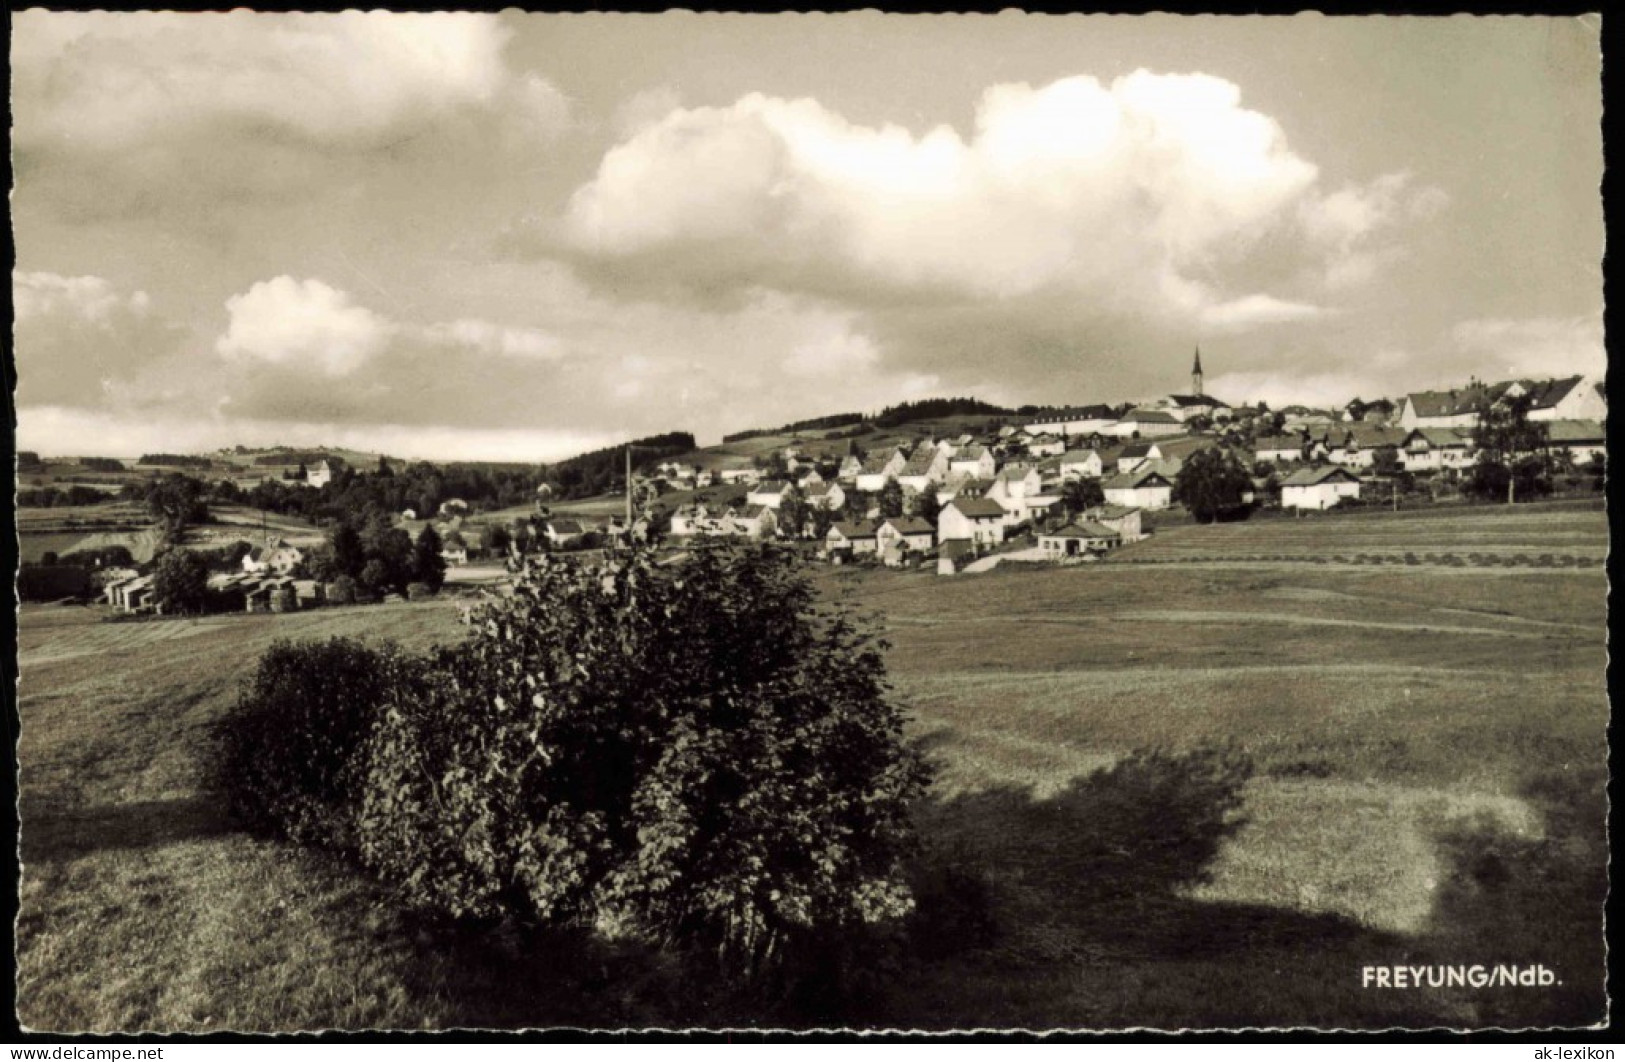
[14,504,1607,1031]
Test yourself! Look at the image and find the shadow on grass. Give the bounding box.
[22,798,233,863]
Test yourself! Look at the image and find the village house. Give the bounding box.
[1058,449,1105,480]
[938,497,1007,547]
[935,473,994,508]
[795,468,825,489]
[1023,432,1067,458]
[837,454,864,483]
[1327,425,1408,469]
[948,444,996,479]
[876,516,935,556]
[1280,465,1364,510]
[1085,504,1144,543]
[825,520,880,557]
[1117,442,1163,473]
[896,443,950,494]
[545,518,588,547]
[746,480,795,510]
[440,542,469,566]
[1157,393,1232,423]
[986,465,1044,521]
[854,448,909,493]
[1398,375,1605,430]
[306,459,334,489]
[804,481,846,512]
[1544,419,1606,465]
[1038,521,1122,558]
[718,467,762,487]
[1400,428,1476,473]
[730,505,778,539]
[1102,468,1174,511]
[242,538,304,576]
[1255,435,1307,465]
[1281,407,1341,430]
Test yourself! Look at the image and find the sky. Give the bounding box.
[10,12,1605,461]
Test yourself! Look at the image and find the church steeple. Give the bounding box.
[1191,346,1204,397]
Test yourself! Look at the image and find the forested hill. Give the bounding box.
[545,432,697,500]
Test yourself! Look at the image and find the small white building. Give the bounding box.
[242,538,304,576]
[1255,436,1306,465]
[1058,449,1104,480]
[1280,466,1363,510]
[1401,428,1475,473]
[1545,419,1606,465]
[1085,504,1144,543]
[948,444,996,480]
[805,481,847,511]
[826,520,880,556]
[937,497,1007,547]
[746,481,794,510]
[1038,521,1121,558]
[876,517,935,555]
[1102,469,1174,511]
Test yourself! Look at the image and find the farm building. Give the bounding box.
[1280,466,1364,510]
[938,497,1007,547]
[1038,522,1122,557]
[1112,409,1185,438]
[718,468,762,486]
[1023,433,1067,458]
[1022,405,1118,437]
[1102,469,1174,511]
[440,543,469,566]
[986,466,1044,520]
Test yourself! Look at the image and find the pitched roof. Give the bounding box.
[1403,385,1496,419]
[883,517,935,535]
[1404,427,1474,448]
[1281,465,1362,486]
[831,520,878,540]
[952,444,991,461]
[1121,409,1180,425]
[1088,503,1141,520]
[1256,435,1306,452]
[1103,469,1173,489]
[1024,404,1115,425]
[1119,442,1154,459]
[1043,521,1122,539]
[1059,449,1101,464]
[995,465,1037,483]
[1165,394,1227,408]
[1545,419,1606,444]
[946,497,1007,518]
[751,481,793,495]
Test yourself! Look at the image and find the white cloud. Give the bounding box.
[558,71,1430,326]
[12,11,569,150]
[423,318,565,360]
[217,276,394,375]
[1199,294,1329,330]
[13,271,151,324]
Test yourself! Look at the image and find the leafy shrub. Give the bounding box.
[356,545,932,983]
[406,581,436,601]
[214,638,415,849]
[327,575,358,605]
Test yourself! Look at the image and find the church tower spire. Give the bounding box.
[1191,346,1204,397]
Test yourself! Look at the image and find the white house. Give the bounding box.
[987,466,1044,522]
[1517,376,1606,423]
[1280,465,1363,510]
[440,543,469,566]
[948,444,997,479]
[545,518,589,546]
[746,481,794,510]
[1102,469,1174,511]
[938,497,1007,547]
[1255,435,1306,465]
[1327,425,1408,469]
[730,505,778,539]
[718,467,762,487]
[837,454,864,482]
[855,449,907,493]
[1399,375,1606,430]
[242,538,304,575]
[935,473,994,507]
[826,520,880,557]
[876,517,935,555]
[1058,449,1104,480]
[1116,442,1163,473]
[1401,428,1475,473]
[307,460,334,489]
[1545,419,1606,465]
[805,481,846,511]
[1023,433,1067,458]
[1157,394,1232,423]
[896,443,950,494]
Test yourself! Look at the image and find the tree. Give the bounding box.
[413,524,447,592]
[360,559,393,596]
[145,473,209,534]
[357,545,932,983]
[1059,477,1104,519]
[1172,448,1253,524]
[1470,393,1550,503]
[912,489,941,526]
[152,547,209,615]
[377,455,394,477]
[779,485,809,540]
[482,522,512,557]
[878,479,905,519]
[329,522,367,578]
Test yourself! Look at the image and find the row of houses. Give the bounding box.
[103,569,327,614]
[1254,418,1606,473]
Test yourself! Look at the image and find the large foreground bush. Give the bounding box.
[215,637,417,849]
[357,545,932,980]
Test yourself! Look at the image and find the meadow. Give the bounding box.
[14,503,1608,1031]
